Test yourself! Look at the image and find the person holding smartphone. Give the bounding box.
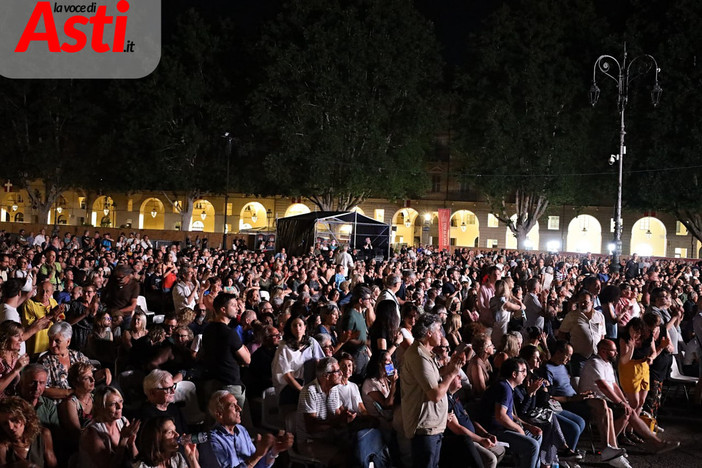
[362,351,398,427]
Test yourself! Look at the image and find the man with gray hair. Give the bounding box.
[401,314,467,468]
[138,369,188,435]
[295,357,356,465]
[200,390,293,468]
[18,363,59,431]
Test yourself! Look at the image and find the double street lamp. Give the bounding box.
[589,44,662,271]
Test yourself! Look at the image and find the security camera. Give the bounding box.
[608,154,617,166]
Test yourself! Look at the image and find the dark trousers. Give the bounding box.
[440,433,484,468]
[411,434,443,468]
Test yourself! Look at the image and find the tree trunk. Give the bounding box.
[494,189,549,250]
[25,181,61,225]
[180,195,195,232]
[676,209,702,253]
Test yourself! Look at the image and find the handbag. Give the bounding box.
[526,406,554,424]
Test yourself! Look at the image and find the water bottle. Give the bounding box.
[178,432,209,445]
[552,457,559,468]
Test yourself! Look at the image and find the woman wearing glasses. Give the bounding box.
[139,370,188,436]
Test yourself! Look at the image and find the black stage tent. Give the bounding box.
[276,211,390,259]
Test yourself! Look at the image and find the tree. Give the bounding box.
[0,80,103,223]
[109,11,236,231]
[621,0,702,248]
[453,0,607,248]
[248,0,442,211]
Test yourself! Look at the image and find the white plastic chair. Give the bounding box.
[174,380,207,426]
[665,356,698,403]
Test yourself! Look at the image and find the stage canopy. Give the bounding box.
[276,211,390,258]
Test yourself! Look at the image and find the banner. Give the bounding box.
[438,208,450,252]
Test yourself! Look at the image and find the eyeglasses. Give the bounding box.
[326,369,341,375]
[268,333,282,339]
[154,384,177,393]
[175,334,190,339]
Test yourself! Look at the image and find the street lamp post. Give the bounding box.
[589,43,662,272]
[222,133,233,250]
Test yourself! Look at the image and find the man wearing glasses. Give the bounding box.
[248,325,282,396]
[139,369,188,436]
[477,358,541,468]
[295,357,356,465]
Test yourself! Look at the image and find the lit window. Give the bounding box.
[547,216,559,230]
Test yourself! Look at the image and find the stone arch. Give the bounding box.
[392,208,419,246]
[92,196,115,227]
[240,201,268,230]
[630,217,667,257]
[450,210,480,248]
[566,215,602,253]
[191,200,215,232]
[139,197,165,230]
[284,203,311,217]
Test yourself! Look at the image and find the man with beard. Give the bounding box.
[580,340,678,464]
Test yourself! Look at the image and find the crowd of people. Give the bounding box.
[0,226,699,468]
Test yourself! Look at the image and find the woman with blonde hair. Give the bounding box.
[492,331,523,373]
[445,313,463,350]
[78,386,140,467]
[0,321,30,399]
[489,278,524,347]
[466,333,495,397]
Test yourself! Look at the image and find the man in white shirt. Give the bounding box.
[172,266,199,312]
[580,340,679,458]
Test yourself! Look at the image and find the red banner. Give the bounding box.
[438,208,451,252]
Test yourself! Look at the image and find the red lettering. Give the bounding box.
[14,2,60,53]
[89,5,112,53]
[61,16,89,53]
[113,16,127,52]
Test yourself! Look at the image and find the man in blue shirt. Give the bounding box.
[201,390,293,468]
[477,358,541,468]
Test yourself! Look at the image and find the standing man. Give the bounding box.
[378,273,402,320]
[401,314,466,468]
[173,266,200,312]
[524,278,546,330]
[558,290,605,375]
[200,293,251,408]
[21,279,61,356]
[102,264,139,328]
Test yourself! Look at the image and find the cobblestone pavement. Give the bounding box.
[567,400,702,468]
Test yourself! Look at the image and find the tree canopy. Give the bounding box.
[248,0,443,211]
[453,0,608,247]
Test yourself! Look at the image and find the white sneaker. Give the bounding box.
[601,447,627,462]
[608,455,632,468]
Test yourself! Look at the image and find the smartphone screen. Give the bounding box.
[384,363,395,376]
